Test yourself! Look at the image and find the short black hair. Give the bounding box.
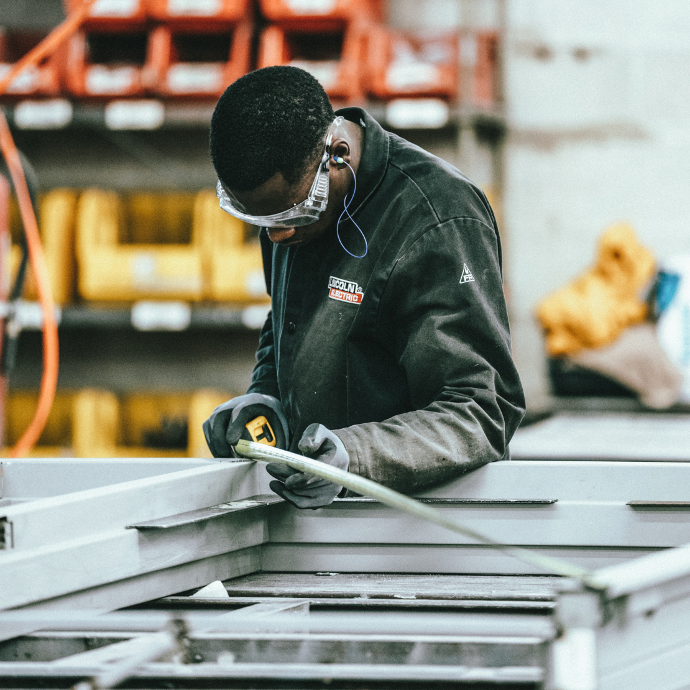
[210,66,335,192]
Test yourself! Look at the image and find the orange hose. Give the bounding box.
[0,114,59,457]
[0,0,101,97]
[0,1,101,455]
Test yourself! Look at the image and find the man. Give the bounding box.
[204,65,525,509]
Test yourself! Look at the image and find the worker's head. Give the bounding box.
[210,66,362,247]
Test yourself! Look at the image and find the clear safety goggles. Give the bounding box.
[216,116,344,228]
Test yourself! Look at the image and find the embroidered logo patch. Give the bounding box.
[459,263,475,284]
[328,275,364,304]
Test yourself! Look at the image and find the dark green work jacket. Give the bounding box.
[247,107,525,494]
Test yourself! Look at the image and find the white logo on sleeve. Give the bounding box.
[459,264,475,284]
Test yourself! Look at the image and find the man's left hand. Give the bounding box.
[266,423,349,509]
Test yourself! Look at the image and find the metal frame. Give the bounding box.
[0,458,271,613]
[3,452,690,687]
[4,457,690,610]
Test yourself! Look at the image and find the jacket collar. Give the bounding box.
[335,107,389,216]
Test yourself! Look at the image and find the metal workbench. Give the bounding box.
[1,412,690,689]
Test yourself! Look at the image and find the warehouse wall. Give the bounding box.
[504,0,690,406]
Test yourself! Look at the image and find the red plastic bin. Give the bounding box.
[63,0,147,30]
[474,30,499,107]
[258,22,366,102]
[259,0,376,31]
[366,26,459,100]
[61,30,151,98]
[147,22,252,98]
[0,30,61,97]
[146,0,250,30]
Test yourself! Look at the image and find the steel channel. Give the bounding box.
[0,661,545,685]
[0,632,548,667]
[0,610,555,639]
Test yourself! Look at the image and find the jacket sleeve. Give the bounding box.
[333,216,525,494]
[246,230,281,400]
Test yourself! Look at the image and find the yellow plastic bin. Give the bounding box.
[72,388,234,458]
[187,389,233,458]
[9,189,78,305]
[4,391,76,457]
[194,189,269,303]
[5,388,234,458]
[75,189,205,302]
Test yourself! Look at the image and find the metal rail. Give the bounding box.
[235,441,604,588]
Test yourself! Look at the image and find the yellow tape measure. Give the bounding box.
[243,416,277,446]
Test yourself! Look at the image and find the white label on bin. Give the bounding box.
[86,66,137,94]
[105,99,165,130]
[168,0,222,15]
[90,0,140,16]
[132,252,202,293]
[386,62,440,90]
[285,0,336,13]
[242,304,270,329]
[289,60,338,90]
[0,64,40,93]
[131,301,191,331]
[245,269,268,297]
[14,99,73,129]
[133,252,156,282]
[386,98,449,129]
[167,64,223,93]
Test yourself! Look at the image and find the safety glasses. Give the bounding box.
[216,116,343,228]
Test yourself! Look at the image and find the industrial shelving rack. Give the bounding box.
[0,0,508,437]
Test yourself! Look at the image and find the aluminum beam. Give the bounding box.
[0,458,215,501]
[551,542,690,690]
[5,458,690,614]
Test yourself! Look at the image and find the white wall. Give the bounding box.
[504,0,690,405]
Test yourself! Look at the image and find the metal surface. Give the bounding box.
[549,540,690,690]
[343,498,558,505]
[2,452,690,687]
[627,501,690,508]
[5,457,690,615]
[3,547,690,690]
[0,662,545,687]
[0,596,553,689]
[128,495,283,530]
[216,572,562,602]
[511,413,690,461]
[0,458,271,614]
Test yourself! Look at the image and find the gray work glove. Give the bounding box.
[203,393,290,458]
[267,423,349,509]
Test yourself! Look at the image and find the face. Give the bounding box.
[223,151,352,248]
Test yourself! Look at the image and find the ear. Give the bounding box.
[330,137,351,166]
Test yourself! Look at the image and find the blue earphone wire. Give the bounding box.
[334,157,368,259]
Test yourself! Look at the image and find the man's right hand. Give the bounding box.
[202,393,290,458]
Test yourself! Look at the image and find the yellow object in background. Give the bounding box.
[7,187,269,306]
[75,189,205,301]
[71,389,121,457]
[536,223,656,356]
[74,188,268,303]
[121,392,191,456]
[126,192,195,244]
[8,190,78,304]
[4,391,76,457]
[4,388,234,458]
[188,389,233,458]
[194,190,269,303]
